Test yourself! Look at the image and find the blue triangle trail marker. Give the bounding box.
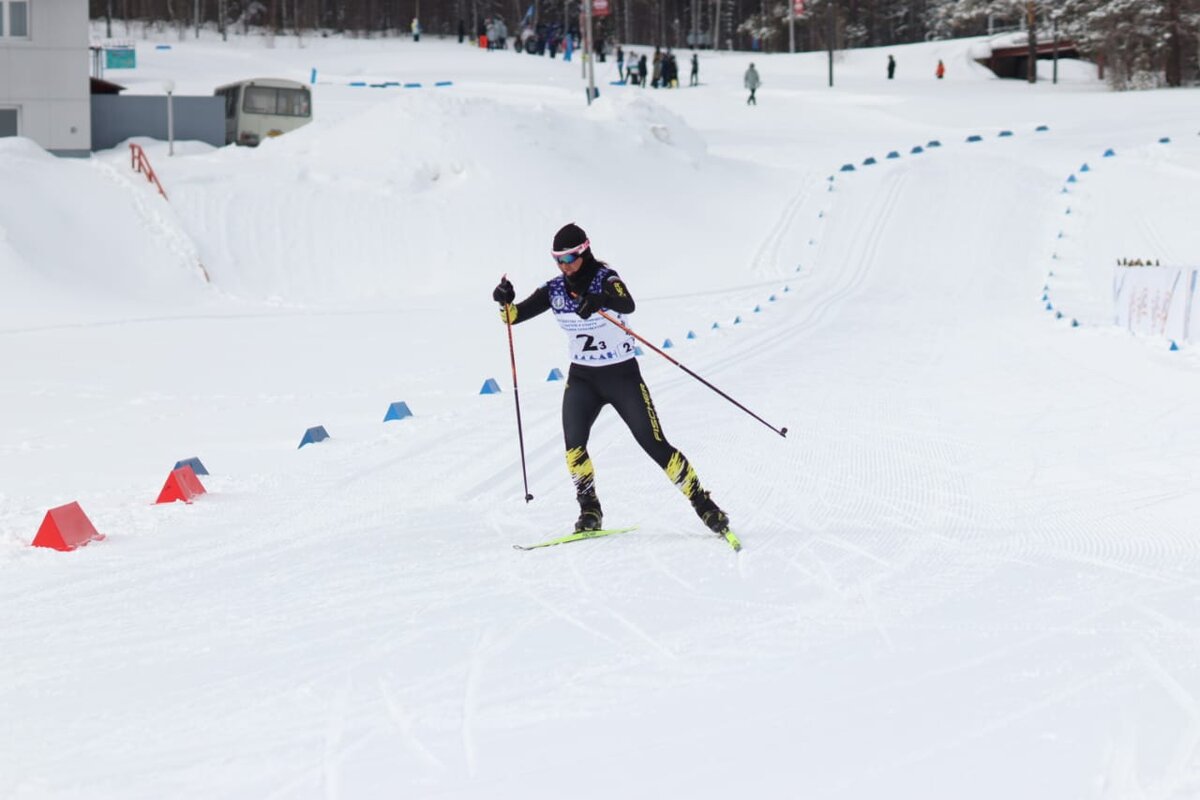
[546,367,564,381]
[298,425,330,449]
[173,457,209,476]
[480,378,502,394]
[383,401,413,422]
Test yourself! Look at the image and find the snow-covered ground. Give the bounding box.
[3,27,1200,799]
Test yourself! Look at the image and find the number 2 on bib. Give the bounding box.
[576,334,607,351]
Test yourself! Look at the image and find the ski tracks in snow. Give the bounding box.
[90,157,210,284]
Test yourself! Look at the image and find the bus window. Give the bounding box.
[243,86,311,118]
[243,86,277,115]
[278,88,311,117]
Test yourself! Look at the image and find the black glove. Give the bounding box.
[492,278,515,305]
[576,293,605,320]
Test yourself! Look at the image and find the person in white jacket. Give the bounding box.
[744,63,760,105]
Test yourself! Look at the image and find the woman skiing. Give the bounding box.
[492,223,730,539]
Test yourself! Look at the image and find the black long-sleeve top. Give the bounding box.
[511,259,636,323]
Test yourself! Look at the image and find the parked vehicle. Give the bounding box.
[214,78,312,147]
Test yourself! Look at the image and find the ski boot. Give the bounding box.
[690,490,729,535]
[574,495,603,532]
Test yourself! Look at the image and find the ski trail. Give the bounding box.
[836,659,1133,796]
[89,157,210,284]
[321,677,351,800]
[378,678,449,774]
[746,181,812,280]
[1133,642,1200,797]
[461,625,495,777]
[564,555,680,663]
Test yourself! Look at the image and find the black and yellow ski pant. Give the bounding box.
[562,359,703,507]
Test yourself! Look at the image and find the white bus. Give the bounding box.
[214,78,312,147]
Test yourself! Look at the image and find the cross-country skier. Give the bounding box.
[492,222,731,537]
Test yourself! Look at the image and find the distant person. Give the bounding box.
[690,52,699,86]
[458,19,465,44]
[744,62,760,105]
[887,54,895,79]
[662,51,678,88]
[652,48,663,88]
[411,17,421,42]
[638,53,648,88]
[617,46,625,81]
[936,59,945,79]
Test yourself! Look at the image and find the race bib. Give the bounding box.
[547,271,636,366]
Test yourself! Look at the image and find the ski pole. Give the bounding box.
[501,276,535,502]
[594,308,788,438]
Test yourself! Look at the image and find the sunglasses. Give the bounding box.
[551,239,590,265]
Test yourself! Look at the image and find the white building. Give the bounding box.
[0,0,90,156]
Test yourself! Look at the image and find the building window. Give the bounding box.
[2,2,30,38]
[0,109,17,138]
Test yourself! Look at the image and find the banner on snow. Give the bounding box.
[1112,265,1200,342]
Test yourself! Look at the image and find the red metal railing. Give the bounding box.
[129,142,169,200]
